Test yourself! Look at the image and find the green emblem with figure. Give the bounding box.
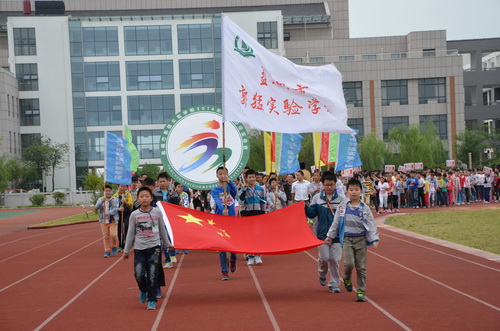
[234,36,255,58]
[159,105,250,190]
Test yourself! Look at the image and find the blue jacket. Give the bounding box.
[306,190,344,240]
[211,181,237,216]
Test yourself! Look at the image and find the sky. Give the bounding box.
[349,0,500,40]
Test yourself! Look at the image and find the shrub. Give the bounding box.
[52,192,67,205]
[29,194,46,206]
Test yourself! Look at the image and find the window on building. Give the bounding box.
[348,118,364,136]
[84,62,120,91]
[124,25,172,55]
[86,96,122,126]
[382,80,408,106]
[13,28,36,56]
[88,131,122,161]
[423,48,436,57]
[82,27,119,56]
[177,24,213,54]
[132,130,162,159]
[20,99,40,126]
[339,56,354,61]
[128,95,175,125]
[418,78,446,104]
[383,116,409,140]
[126,60,174,90]
[21,133,41,151]
[390,53,407,59]
[309,57,325,63]
[16,63,38,91]
[289,58,303,64]
[179,59,214,89]
[343,82,363,107]
[420,115,448,139]
[180,93,216,109]
[284,32,291,41]
[257,22,278,49]
[362,55,377,60]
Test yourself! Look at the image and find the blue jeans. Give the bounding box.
[134,246,161,302]
[410,189,419,207]
[219,251,237,273]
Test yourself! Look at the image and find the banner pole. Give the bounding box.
[222,122,227,213]
[103,131,108,217]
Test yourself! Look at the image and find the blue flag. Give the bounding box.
[279,134,303,174]
[105,132,132,185]
[335,131,362,171]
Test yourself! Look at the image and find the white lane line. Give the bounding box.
[151,254,185,331]
[247,265,281,331]
[0,238,100,292]
[380,232,500,272]
[0,228,70,247]
[34,257,122,330]
[303,251,412,331]
[369,251,500,312]
[0,229,95,263]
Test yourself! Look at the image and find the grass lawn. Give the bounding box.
[385,209,500,254]
[30,212,98,228]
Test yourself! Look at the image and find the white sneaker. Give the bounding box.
[171,256,177,263]
[255,256,263,264]
[247,257,255,266]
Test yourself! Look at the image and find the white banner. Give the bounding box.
[221,14,354,134]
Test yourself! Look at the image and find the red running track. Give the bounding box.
[0,205,499,330]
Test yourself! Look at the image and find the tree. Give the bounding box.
[46,140,70,191]
[22,136,51,189]
[456,129,490,168]
[358,132,387,171]
[388,122,446,168]
[7,158,32,189]
[0,155,11,192]
[22,136,70,191]
[297,133,314,170]
[138,164,162,180]
[247,130,264,171]
[82,170,104,206]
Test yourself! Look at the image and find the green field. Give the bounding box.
[385,209,500,254]
[30,212,98,228]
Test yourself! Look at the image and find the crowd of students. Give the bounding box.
[94,164,498,309]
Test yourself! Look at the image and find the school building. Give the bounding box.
[0,0,498,191]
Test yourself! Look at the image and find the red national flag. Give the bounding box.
[158,201,322,254]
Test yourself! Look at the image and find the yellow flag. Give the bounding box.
[264,131,272,174]
[312,132,326,167]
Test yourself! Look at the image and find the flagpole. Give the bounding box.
[103,131,108,219]
[222,122,228,214]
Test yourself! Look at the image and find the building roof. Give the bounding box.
[0,3,329,25]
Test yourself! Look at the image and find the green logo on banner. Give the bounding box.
[234,36,255,58]
[159,105,250,190]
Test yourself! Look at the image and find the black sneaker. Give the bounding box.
[319,277,326,286]
[356,291,366,302]
[230,261,237,273]
[343,277,353,292]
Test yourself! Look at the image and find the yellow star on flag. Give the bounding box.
[207,219,216,226]
[178,214,204,226]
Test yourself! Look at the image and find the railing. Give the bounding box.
[2,191,95,208]
[287,49,460,65]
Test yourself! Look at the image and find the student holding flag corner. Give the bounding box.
[306,171,345,293]
[211,166,238,280]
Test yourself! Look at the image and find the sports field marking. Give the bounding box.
[0,210,43,219]
[34,257,122,331]
[380,232,500,272]
[381,233,500,272]
[370,251,500,312]
[0,238,100,292]
[247,264,281,331]
[0,228,70,247]
[303,251,412,331]
[152,253,185,331]
[0,229,95,263]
